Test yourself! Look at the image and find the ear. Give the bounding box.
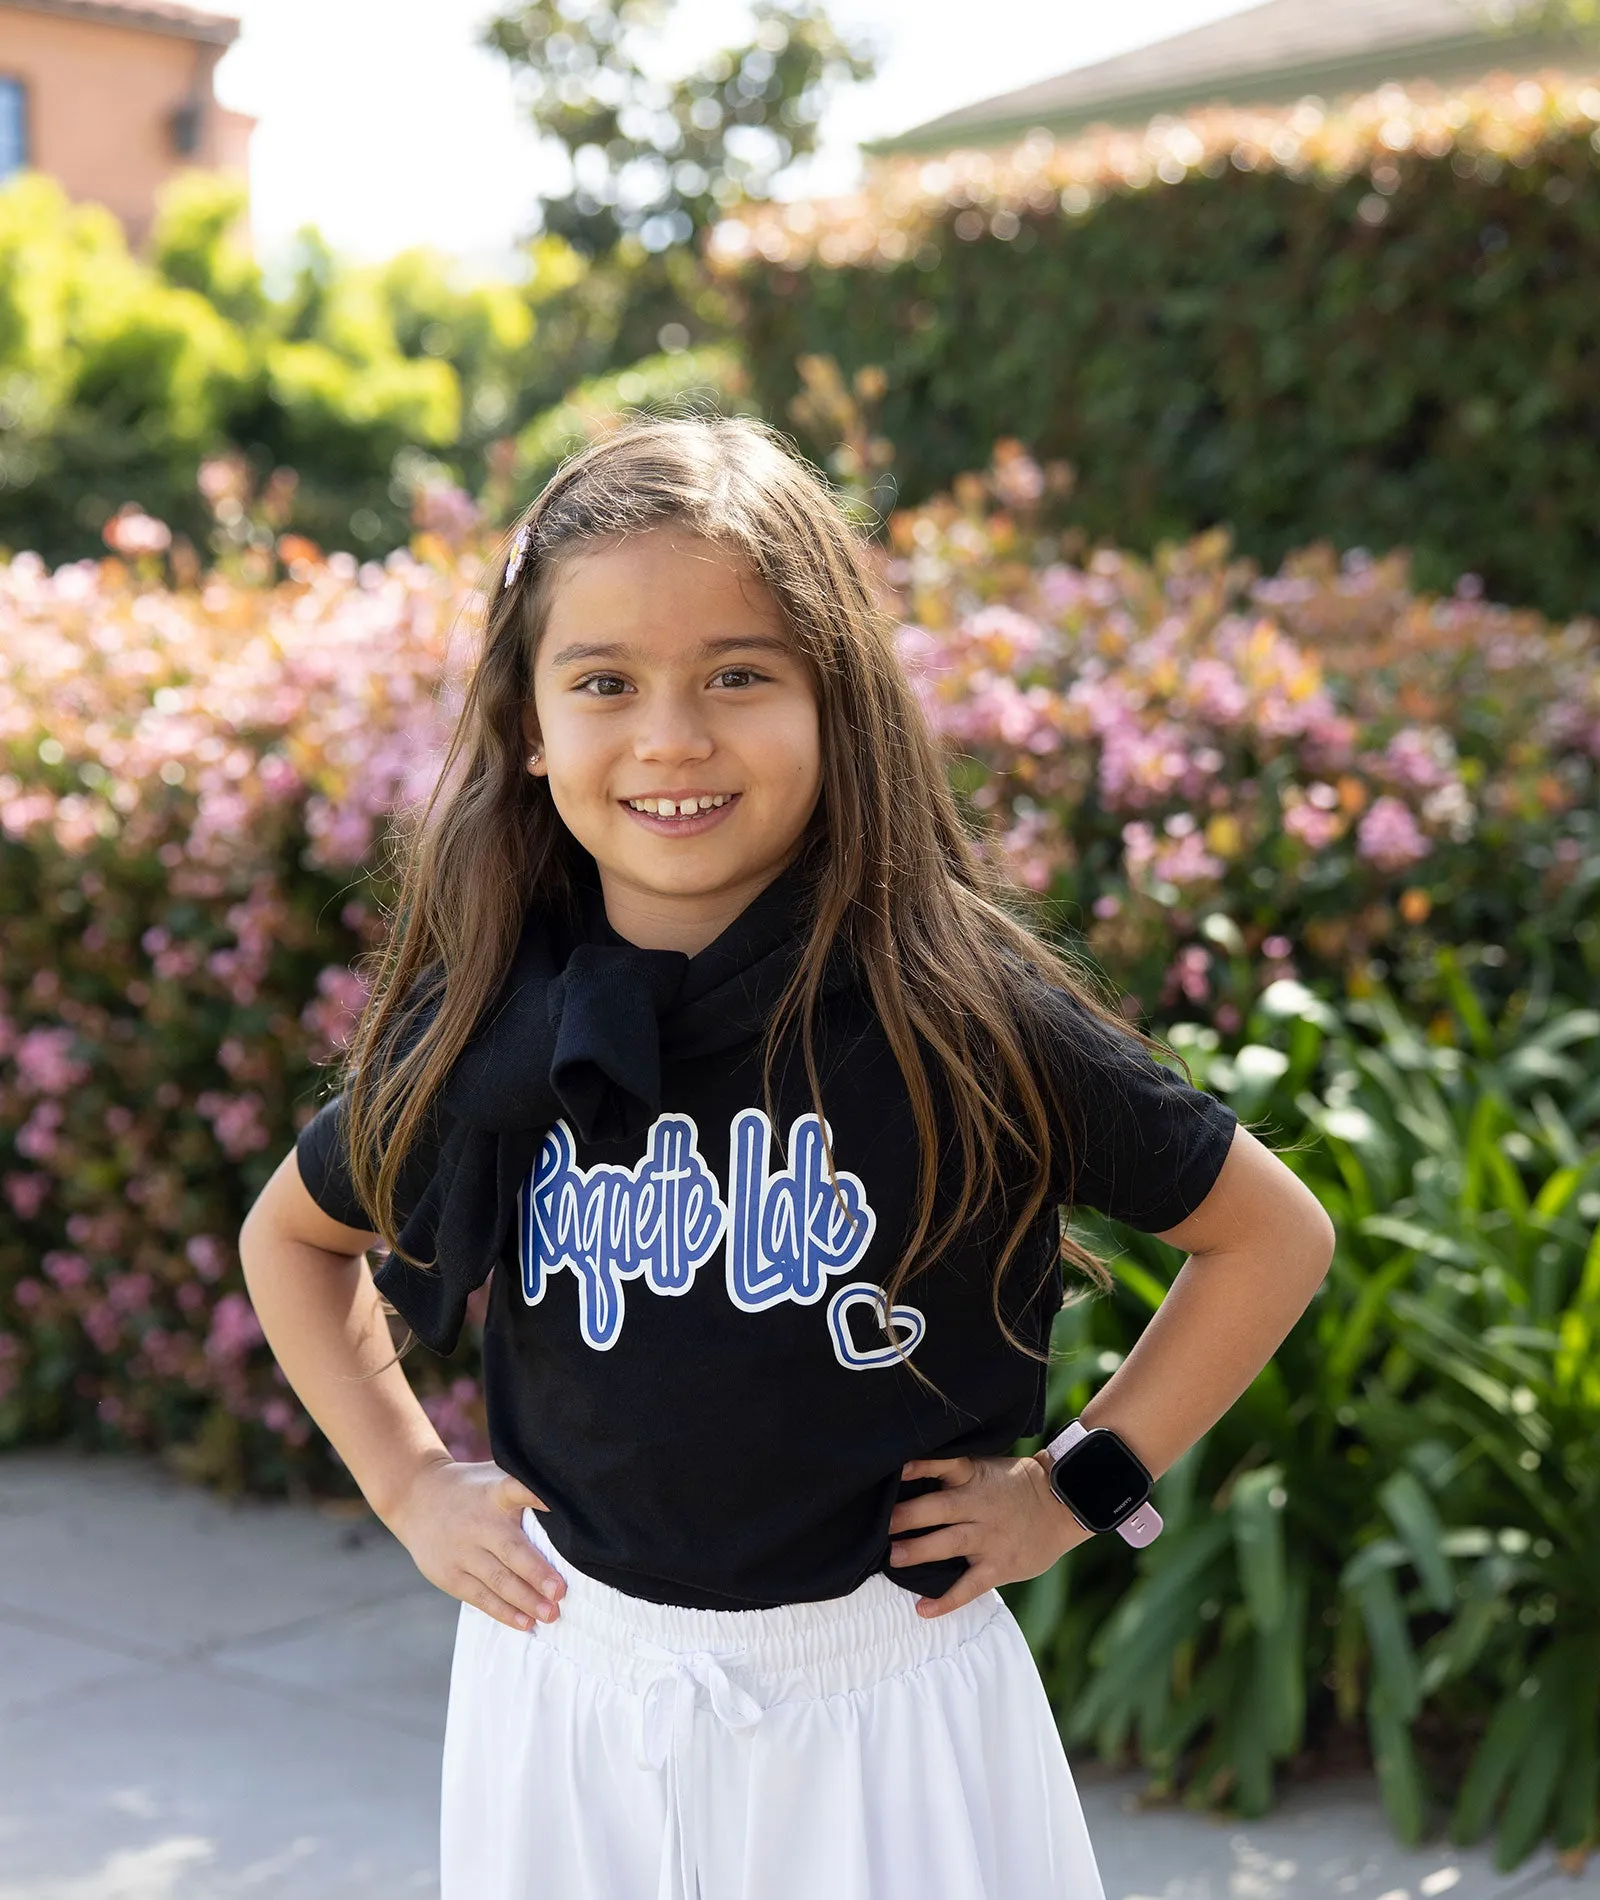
[520,710,547,778]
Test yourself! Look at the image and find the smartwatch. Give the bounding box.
[1043,1420,1163,1547]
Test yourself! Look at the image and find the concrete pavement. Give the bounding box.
[1,1444,1594,1900]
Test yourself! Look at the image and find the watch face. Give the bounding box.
[1050,1429,1152,1533]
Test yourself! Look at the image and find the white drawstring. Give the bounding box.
[633,1640,765,1900]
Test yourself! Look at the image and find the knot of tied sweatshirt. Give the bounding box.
[369,856,854,1357]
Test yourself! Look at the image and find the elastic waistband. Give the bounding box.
[518,1506,1005,1702]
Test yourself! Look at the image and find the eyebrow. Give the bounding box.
[545,635,794,669]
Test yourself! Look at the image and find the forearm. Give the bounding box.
[1079,1222,1333,1481]
[238,1229,451,1527]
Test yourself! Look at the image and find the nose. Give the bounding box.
[632,687,713,767]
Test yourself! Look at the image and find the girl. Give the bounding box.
[240,416,1335,1900]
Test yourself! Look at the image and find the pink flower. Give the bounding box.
[299,964,371,1055]
[195,1090,270,1159]
[82,1300,122,1354]
[3,1172,51,1219]
[412,482,481,544]
[107,1272,154,1315]
[1152,832,1226,887]
[1357,795,1432,872]
[185,1234,230,1282]
[1122,820,1158,880]
[990,447,1045,510]
[103,506,173,557]
[1384,725,1457,790]
[1284,803,1343,851]
[420,1376,490,1463]
[966,605,1052,666]
[44,1251,91,1291]
[1185,658,1250,726]
[15,1099,65,1162]
[205,1292,264,1363]
[1166,944,1213,1003]
[1099,720,1191,808]
[14,1025,90,1095]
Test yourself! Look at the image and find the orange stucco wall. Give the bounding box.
[0,6,252,247]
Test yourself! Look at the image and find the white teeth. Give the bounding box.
[627,794,732,816]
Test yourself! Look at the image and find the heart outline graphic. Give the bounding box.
[826,1280,927,1371]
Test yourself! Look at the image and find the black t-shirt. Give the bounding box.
[295,903,1237,1612]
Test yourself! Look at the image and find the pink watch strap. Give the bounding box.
[1044,1419,1164,1547]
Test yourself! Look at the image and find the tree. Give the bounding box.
[481,0,876,258]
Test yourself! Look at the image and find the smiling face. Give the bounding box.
[525,526,824,954]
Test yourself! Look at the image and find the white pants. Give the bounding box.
[439,1505,1107,1900]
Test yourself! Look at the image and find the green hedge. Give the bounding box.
[727,79,1600,618]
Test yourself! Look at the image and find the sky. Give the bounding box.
[213,0,1259,275]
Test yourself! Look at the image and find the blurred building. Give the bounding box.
[877,0,1591,152]
[0,0,251,245]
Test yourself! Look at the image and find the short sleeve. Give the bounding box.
[1033,987,1239,1232]
[294,1091,446,1238]
[295,1094,375,1231]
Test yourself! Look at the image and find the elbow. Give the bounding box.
[1302,1201,1337,1284]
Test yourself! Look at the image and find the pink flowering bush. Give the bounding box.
[0,510,494,1491]
[886,448,1599,1035]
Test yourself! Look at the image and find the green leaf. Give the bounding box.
[1351,1564,1420,1721]
[1368,1696,1426,1845]
[1495,1701,1569,1870]
[1437,943,1494,1058]
[1354,1216,1477,1268]
[1231,1465,1288,1632]
[1113,1257,1170,1314]
[1452,1680,1547,1845]
[1325,1253,1416,1400]
[1379,1469,1454,1615]
[1252,1558,1309,1758]
[1071,1520,1232,1739]
[1150,1435,1202,1539]
[1418,1553,1516,1693]
[1552,1702,1600,1854]
[1543,1638,1600,1857]
[1013,1552,1067,1651]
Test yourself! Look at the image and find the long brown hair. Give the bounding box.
[336,415,1187,1375]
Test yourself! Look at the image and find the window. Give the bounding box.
[0,78,26,183]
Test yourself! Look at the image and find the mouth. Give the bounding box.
[619,791,740,836]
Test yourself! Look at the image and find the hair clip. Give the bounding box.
[503,519,532,589]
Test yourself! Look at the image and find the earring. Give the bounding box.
[526,747,542,772]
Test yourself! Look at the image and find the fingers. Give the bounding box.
[915,1566,993,1619]
[460,1573,551,1633]
[466,1542,566,1631]
[888,1490,974,1537]
[901,1457,975,1485]
[889,1524,972,1568]
[498,1473,549,1512]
